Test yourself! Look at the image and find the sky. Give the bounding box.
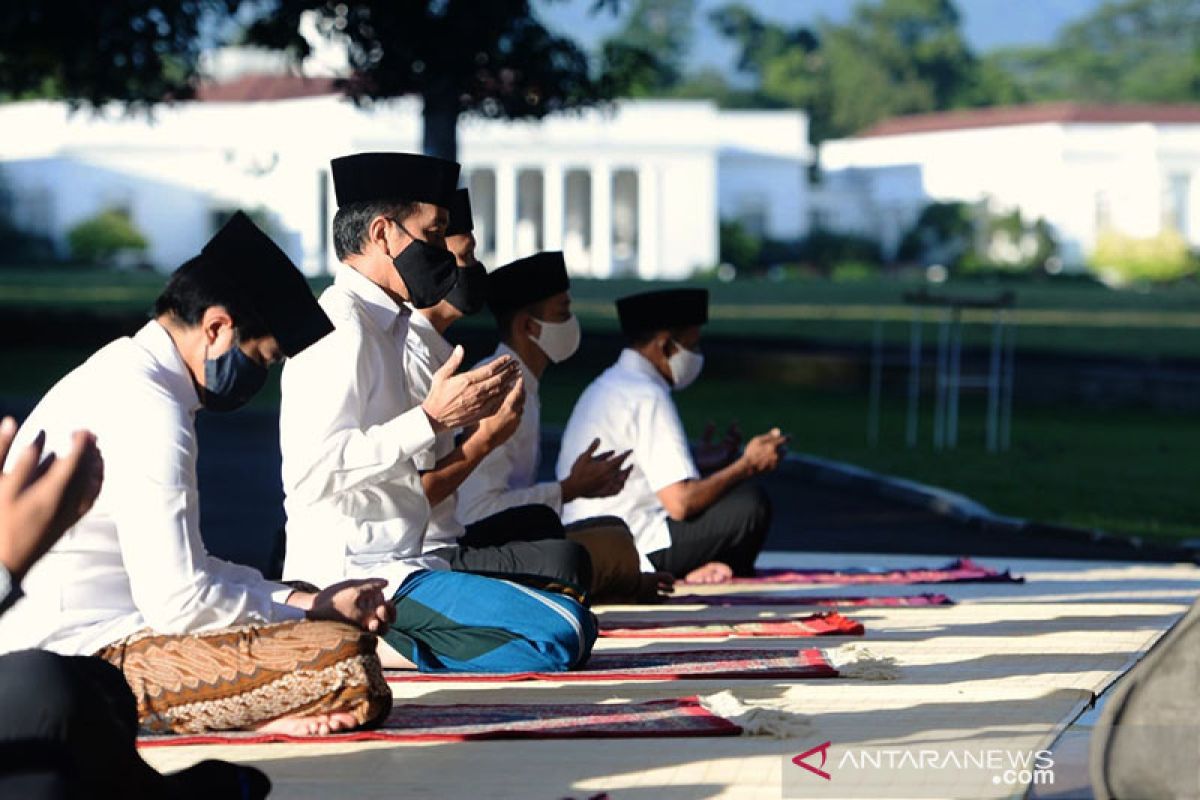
[537,0,1109,75]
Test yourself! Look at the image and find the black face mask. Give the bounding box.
[202,342,268,413]
[444,261,488,315]
[388,218,458,309]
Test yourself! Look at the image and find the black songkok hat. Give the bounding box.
[330,152,460,209]
[487,251,570,316]
[446,188,474,236]
[200,211,334,357]
[616,288,709,337]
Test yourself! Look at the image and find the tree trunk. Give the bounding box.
[422,88,460,163]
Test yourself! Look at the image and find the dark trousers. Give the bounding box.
[432,504,594,594]
[0,650,151,798]
[648,481,772,578]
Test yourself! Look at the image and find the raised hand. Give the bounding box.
[561,438,633,503]
[739,427,789,475]
[421,347,521,432]
[304,578,396,634]
[474,375,525,450]
[0,418,104,582]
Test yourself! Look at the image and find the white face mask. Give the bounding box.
[667,340,704,390]
[531,314,581,363]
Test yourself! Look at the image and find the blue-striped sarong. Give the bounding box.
[384,569,597,673]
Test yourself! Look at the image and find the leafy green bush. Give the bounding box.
[1090,228,1199,285]
[830,261,877,282]
[67,209,147,265]
[797,229,882,275]
[718,218,764,270]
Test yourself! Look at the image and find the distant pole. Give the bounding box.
[986,311,1003,452]
[933,311,950,450]
[947,308,963,449]
[868,319,884,447]
[1001,312,1016,451]
[906,309,922,448]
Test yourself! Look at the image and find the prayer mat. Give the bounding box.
[687,558,1022,586]
[667,592,954,607]
[384,647,837,682]
[599,611,864,638]
[137,696,740,746]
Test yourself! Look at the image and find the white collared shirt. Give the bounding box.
[557,349,698,569]
[279,264,448,593]
[456,343,562,525]
[403,309,466,551]
[0,321,303,657]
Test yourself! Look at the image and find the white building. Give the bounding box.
[820,103,1200,266]
[0,74,812,278]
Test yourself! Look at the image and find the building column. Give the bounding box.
[495,162,517,267]
[637,163,659,279]
[590,162,612,278]
[543,163,564,253]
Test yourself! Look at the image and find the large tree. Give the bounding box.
[244,1,621,160]
[988,0,1200,104]
[0,1,239,107]
[599,0,695,97]
[711,0,1016,144]
[0,1,624,161]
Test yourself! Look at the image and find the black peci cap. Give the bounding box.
[486,251,570,316]
[330,152,460,209]
[616,288,709,338]
[200,211,333,357]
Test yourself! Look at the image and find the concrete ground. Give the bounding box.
[142,552,1200,799]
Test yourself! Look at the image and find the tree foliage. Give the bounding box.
[600,0,695,97]
[988,0,1200,103]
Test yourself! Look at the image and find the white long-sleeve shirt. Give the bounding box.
[279,264,448,593]
[0,321,302,657]
[403,309,465,551]
[456,343,561,525]
[557,349,699,570]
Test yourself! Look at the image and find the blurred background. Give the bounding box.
[0,0,1196,568]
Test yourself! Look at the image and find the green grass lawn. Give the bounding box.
[1,268,1196,543]
[4,268,1200,358]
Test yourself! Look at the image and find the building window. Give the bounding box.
[516,168,544,258]
[612,169,639,275]
[467,169,497,263]
[1165,173,1191,237]
[563,169,592,274]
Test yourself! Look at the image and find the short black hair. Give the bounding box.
[495,297,551,345]
[154,255,269,339]
[332,200,420,261]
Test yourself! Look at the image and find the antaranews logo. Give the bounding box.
[792,741,833,781]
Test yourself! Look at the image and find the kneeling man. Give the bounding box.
[0,213,394,736]
[557,289,787,583]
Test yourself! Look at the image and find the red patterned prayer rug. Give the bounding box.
[599,611,865,638]
[684,558,1023,586]
[667,592,954,607]
[137,696,740,746]
[384,647,838,683]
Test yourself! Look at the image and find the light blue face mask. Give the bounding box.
[202,342,267,413]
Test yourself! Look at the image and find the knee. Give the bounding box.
[515,504,565,537]
[0,651,79,738]
[524,601,598,672]
[545,539,593,593]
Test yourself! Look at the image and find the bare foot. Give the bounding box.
[685,561,734,584]
[255,711,359,737]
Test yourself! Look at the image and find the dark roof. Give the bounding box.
[195,74,339,102]
[859,102,1200,138]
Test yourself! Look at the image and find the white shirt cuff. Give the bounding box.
[380,405,437,463]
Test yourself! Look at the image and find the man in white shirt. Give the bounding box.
[0,213,395,738]
[406,195,593,593]
[281,154,596,674]
[557,288,788,584]
[457,251,676,603]
[0,418,272,796]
